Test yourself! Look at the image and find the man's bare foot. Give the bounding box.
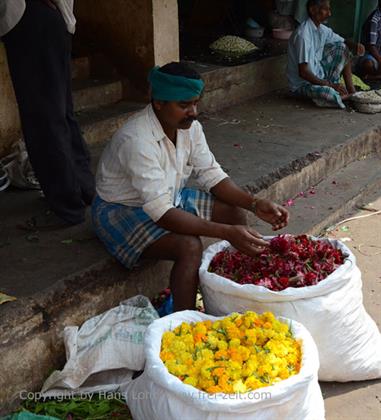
[341,93,352,101]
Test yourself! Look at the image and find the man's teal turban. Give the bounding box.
[148,66,204,101]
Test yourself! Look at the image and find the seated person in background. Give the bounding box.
[287,0,365,109]
[357,1,381,80]
[92,62,289,312]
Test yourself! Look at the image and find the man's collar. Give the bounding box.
[147,104,167,142]
[308,17,320,31]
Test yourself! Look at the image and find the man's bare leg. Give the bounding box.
[141,199,247,311]
[360,60,381,80]
[141,233,203,311]
[342,61,356,94]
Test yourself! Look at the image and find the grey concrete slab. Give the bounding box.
[250,156,381,237]
[200,92,381,189]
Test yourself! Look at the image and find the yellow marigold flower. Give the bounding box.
[245,376,265,390]
[200,364,213,379]
[226,325,241,340]
[245,328,257,344]
[203,320,213,329]
[194,323,207,335]
[179,322,192,335]
[162,331,176,343]
[237,346,250,361]
[184,376,198,387]
[235,317,243,327]
[228,338,241,349]
[242,359,258,377]
[233,379,247,393]
[201,348,214,360]
[218,374,233,393]
[217,340,228,351]
[212,320,221,330]
[212,367,225,377]
[214,349,227,360]
[206,334,219,349]
[160,311,302,394]
[194,332,207,344]
[160,351,174,361]
[207,385,222,394]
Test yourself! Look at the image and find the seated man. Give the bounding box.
[93,62,289,312]
[357,1,381,80]
[287,0,364,108]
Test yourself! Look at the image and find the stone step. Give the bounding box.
[189,54,288,112]
[72,78,124,112]
[78,100,145,146]
[251,155,381,237]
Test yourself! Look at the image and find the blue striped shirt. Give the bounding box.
[363,8,381,51]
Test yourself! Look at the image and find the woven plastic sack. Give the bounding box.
[125,311,324,420]
[199,239,381,382]
[41,295,158,397]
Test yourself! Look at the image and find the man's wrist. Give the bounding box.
[250,197,259,214]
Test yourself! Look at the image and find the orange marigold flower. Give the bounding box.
[213,367,225,377]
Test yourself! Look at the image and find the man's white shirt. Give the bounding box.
[96,104,228,222]
[0,0,76,36]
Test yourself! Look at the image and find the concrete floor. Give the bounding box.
[319,196,381,420]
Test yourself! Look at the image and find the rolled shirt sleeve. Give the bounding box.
[189,122,229,191]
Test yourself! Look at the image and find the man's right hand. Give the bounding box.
[224,225,269,257]
[329,83,348,97]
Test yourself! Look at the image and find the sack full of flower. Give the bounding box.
[199,236,381,382]
[124,310,324,420]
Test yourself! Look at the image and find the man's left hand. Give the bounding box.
[253,199,289,231]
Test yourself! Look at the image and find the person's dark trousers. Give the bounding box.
[2,0,95,224]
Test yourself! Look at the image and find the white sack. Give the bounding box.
[125,311,324,420]
[41,295,158,397]
[199,240,381,382]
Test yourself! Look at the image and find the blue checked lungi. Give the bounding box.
[297,42,351,109]
[92,188,214,269]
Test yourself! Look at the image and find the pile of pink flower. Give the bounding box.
[208,235,345,291]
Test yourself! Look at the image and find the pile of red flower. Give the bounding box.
[208,235,346,291]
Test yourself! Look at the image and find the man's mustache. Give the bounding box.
[181,116,198,124]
